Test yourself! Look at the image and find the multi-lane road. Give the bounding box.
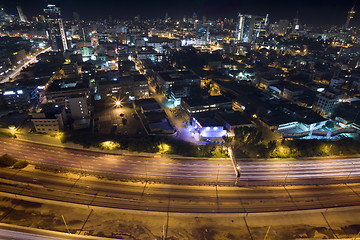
[1,166,360,213]
[0,47,52,84]
[1,137,360,214]
[1,137,360,186]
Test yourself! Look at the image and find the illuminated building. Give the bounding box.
[44,4,68,51]
[31,104,65,134]
[344,5,355,30]
[0,87,30,111]
[236,14,255,43]
[65,94,89,121]
[236,14,267,43]
[253,15,268,41]
[313,92,339,117]
[16,6,27,23]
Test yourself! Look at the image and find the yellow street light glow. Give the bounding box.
[100,141,120,150]
[158,143,171,154]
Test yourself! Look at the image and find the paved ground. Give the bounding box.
[2,166,360,214]
[94,99,146,136]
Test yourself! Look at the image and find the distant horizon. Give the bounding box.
[0,0,359,27]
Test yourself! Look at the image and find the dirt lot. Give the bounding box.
[1,194,360,240]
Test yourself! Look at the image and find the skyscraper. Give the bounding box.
[44,4,68,51]
[278,19,289,36]
[237,14,267,43]
[344,5,356,30]
[236,14,255,43]
[253,15,268,41]
[16,5,27,23]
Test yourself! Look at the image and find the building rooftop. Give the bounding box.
[193,112,223,127]
[158,70,200,83]
[216,111,253,126]
[183,95,231,107]
[46,79,89,93]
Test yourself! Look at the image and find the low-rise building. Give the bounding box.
[313,91,340,117]
[31,105,65,134]
[45,79,90,107]
[181,95,232,114]
[155,69,200,93]
[0,85,30,111]
[191,112,227,141]
[215,111,255,136]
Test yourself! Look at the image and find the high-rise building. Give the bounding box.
[293,18,300,32]
[44,4,68,51]
[253,15,268,41]
[236,14,255,43]
[16,6,27,23]
[73,12,86,41]
[237,14,267,43]
[344,5,356,30]
[277,19,289,36]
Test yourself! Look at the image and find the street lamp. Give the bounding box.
[112,96,124,108]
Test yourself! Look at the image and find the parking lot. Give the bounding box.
[94,99,147,136]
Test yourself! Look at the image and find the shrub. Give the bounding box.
[0,154,17,167]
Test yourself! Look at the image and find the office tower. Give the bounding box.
[73,12,86,41]
[293,18,300,32]
[165,12,168,22]
[193,12,197,22]
[253,15,268,41]
[236,14,255,43]
[44,4,68,51]
[278,19,289,36]
[344,5,355,30]
[16,5,27,22]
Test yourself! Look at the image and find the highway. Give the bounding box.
[1,137,360,186]
[1,167,360,213]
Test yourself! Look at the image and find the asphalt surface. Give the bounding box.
[1,137,360,186]
[0,47,52,84]
[1,166,360,214]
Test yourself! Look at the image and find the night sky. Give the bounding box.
[0,0,358,26]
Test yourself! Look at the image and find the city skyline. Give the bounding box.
[0,0,359,26]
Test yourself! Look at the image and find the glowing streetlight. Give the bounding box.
[112,96,124,108]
